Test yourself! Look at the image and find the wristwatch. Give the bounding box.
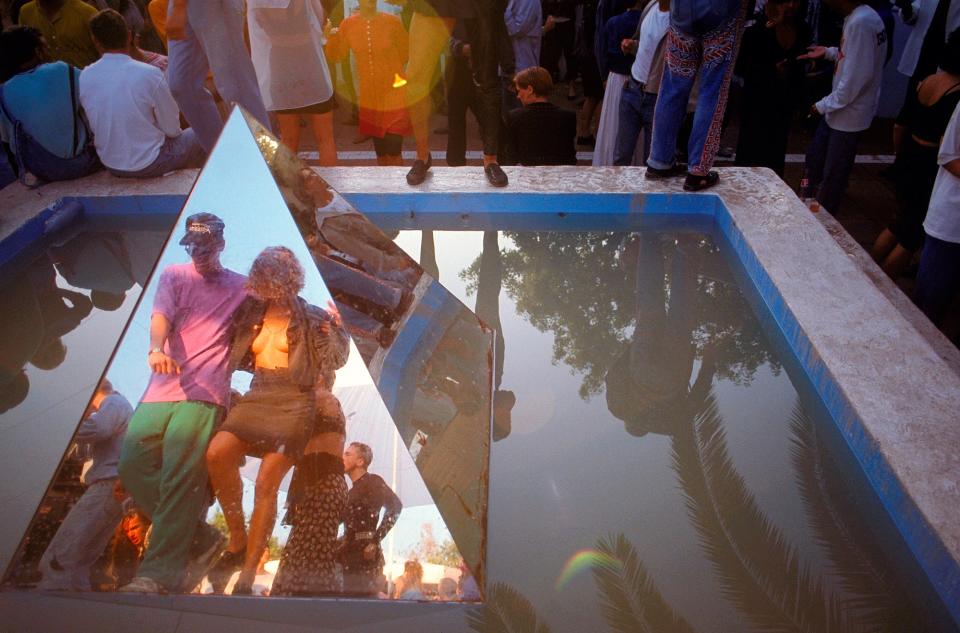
[149,347,163,355]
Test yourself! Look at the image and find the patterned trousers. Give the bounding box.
[271,472,347,596]
[647,15,743,176]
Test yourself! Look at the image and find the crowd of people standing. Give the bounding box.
[0,0,958,357]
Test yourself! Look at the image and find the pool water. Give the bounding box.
[393,228,957,633]
[0,215,172,583]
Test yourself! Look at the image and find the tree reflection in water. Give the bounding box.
[461,232,778,401]
[461,230,939,632]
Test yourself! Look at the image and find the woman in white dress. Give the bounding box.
[247,0,338,164]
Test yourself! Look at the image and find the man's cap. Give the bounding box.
[178,212,225,245]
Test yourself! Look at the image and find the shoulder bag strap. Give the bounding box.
[0,82,17,127]
[68,64,79,157]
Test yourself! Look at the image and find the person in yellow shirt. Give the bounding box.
[18,0,98,68]
[325,0,411,166]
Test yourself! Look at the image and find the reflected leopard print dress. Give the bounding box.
[272,452,347,596]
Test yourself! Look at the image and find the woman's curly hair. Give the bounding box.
[247,246,305,301]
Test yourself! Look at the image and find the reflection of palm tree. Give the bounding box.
[466,582,552,633]
[672,393,845,633]
[592,533,697,633]
[789,403,918,631]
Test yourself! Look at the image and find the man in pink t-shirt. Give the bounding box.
[117,212,248,593]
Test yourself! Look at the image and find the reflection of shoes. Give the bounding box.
[484,162,509,187]
[180,523,225,592]
[406,155,432,186]
[208,549,245,594]
[232,581,253,596]
[576,135,595,147]
[645,163,684,179]
[378,328,397,348]
[683,171,720,191]
[120,576,166,594]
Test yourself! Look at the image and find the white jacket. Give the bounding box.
[815,5,888,132]
[897,0,960,78]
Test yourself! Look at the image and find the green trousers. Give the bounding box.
[117,401,219,590]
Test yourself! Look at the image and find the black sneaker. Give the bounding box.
[208,548,245,594]
[180,523,225,592]
[645,163,685,179]
[406,155,432,186]
[484,162,509,187]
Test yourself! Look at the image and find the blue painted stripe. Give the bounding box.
[0,195,185,270]
[713,207,960,624]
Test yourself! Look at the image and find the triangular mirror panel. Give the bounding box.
[2,108,490,601]
[243,110,492,592]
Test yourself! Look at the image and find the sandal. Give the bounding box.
[683,171,720,191]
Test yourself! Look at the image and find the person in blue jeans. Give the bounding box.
[645,0,745,191]
[615,0,671,166]
[164,0,270,152]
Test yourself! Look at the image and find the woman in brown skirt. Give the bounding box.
[206,246,348,594]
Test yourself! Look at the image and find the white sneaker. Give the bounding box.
[119,576,166,594]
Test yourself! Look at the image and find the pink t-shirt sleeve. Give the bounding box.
[152,267,178,322]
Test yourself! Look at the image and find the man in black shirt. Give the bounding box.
[340,442,402,595]
[504,66,577,166]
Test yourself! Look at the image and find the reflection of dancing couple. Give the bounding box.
[113,211,361,595]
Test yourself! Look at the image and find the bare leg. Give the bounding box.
[406,14,455,162]
[871,228,898,264]
[278,114,302,153]
[578,96,600,138]
[310,112,337,167]
[237,452,295,586]
[206,431,249,554]
[893,123,906,155]
[880,244,915,280]
[377,154,403,166]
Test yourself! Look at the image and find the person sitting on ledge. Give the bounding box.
[0,25,101,184]
[79,9,204,179]
[503,66,577,166]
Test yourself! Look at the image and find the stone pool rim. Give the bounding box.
[1,165,958,631]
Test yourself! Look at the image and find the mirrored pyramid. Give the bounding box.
[2,108,492,599]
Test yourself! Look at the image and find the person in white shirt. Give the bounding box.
[79,9,204,178]
[798,0,887,213]
[915,101,960,327]
[615,0,670,166]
